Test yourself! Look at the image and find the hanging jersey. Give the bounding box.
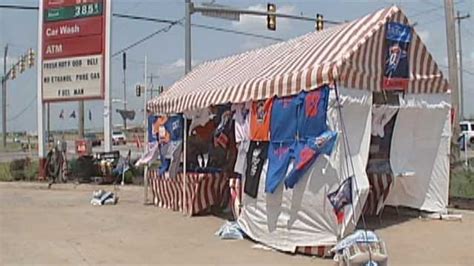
[164,115,183,142]
[270,95,301,142]
[250,98,273,141]
[297,86,330,139]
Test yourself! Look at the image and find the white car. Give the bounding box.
[112,131,127,145]
[460,121,474,146]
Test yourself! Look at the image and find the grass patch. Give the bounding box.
[0,142,22,152]
[450,167,474,199]
[0,162,13,182]
[0,159,39,182]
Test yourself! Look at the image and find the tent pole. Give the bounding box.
[143,55,149,204]
[183,116,187,215]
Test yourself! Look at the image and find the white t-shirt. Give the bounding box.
[232,102,251,143]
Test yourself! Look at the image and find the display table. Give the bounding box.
[147,170,230,216]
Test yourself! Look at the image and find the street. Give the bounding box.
[1,182,473,265]
[0,140,143,163]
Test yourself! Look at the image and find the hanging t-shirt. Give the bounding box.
[232,102,251,143]
[297,86,330,139]
[270,95,301,142]
[164,115,183,142]
[250,99,273,141]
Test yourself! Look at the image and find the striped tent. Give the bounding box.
[149,6,448,114]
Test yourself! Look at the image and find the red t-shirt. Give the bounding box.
[250,98,273,141]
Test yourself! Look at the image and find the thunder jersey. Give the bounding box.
[270,95,301,142]
[297,86,329,139]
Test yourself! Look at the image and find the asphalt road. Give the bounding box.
[0,141,143,163]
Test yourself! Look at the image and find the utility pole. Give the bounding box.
[147,74,159,98]
[122,52,127,130]
[444,0,460,157]
[185,0,192,75]
[455,11,470,121]
[2,44,7,147]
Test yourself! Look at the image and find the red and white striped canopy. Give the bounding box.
[149,6,448,114]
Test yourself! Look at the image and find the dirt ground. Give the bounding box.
[0,182,473,265]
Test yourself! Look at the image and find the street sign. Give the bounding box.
[200,3,240,21]
[40,0,109,102]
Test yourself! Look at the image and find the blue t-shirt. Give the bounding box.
[270,95,301,142]
[297,86,329,139]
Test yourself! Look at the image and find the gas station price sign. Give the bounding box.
[40,0,108,102]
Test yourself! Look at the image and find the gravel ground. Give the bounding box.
[0,182,473,265]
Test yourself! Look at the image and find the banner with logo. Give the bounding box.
[382,22,412,90]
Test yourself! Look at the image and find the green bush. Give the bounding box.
[0,163,13,182]
[6,158,38,181]
[9,158,29,181]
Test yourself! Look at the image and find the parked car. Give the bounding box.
[460,121,474,146]
[112,131,127,145]
[85,133,101,147]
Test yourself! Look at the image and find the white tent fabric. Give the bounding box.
[238,88,372,251]
[386,94,451,213]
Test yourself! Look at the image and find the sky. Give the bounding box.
[1,0,473,133]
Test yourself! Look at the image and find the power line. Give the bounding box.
[439,64,474,76]
[114,13,285,41]
[190,23,284,41]
[0,4,38,10]
[113,13,178,25]
[7,93,37,121]
[111,19,183,57]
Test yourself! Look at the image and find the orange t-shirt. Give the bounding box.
[250,98,273,141]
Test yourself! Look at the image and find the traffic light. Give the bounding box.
[19,56,26,73]
[158,85,164,94]
[316,14,324,31]
[267,3,276,31]
[10,65,16,80]
[135,84,141,97]
[27,49,35,68]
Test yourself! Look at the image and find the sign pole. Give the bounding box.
[37,0,46,178]
[79,101,84,138]
[143,55,148,204]
[104,0,112,152]
[2,45,7,148]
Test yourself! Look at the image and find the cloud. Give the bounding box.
[417,30,430,43]
[156,58,200,84]
[229,4,297,51]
